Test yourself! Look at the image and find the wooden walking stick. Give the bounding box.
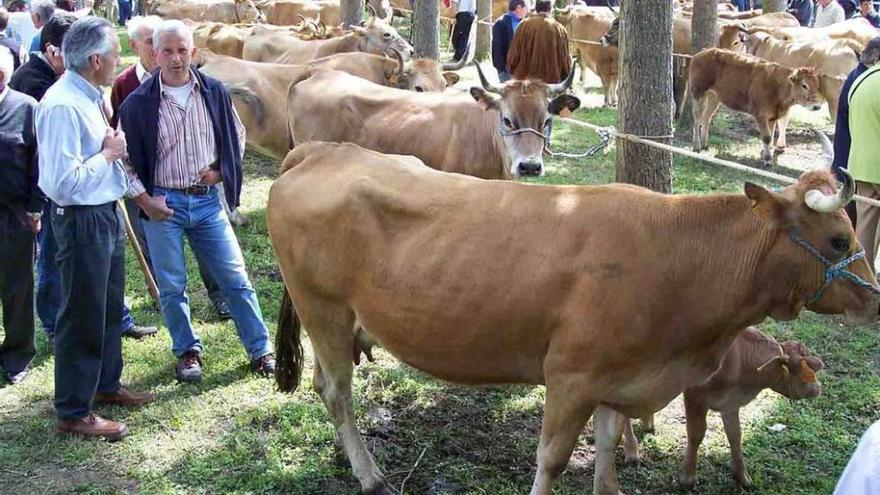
[117,199,160,303]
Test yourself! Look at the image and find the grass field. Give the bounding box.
[0,25,878,495]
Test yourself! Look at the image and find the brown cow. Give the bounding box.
[195,49,461,158]
[268,140,877,495]
[621,327,824,490]
[191,19,336,58]
[690,48,823,167]
[733,18,877,47]
[286,64,580,179]
[554,6,619,106]
[242,16,413,64]
[152,0,264,22]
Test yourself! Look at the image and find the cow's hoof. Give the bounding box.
[623,453,641,466]
[364,482,394,495]
[774,147,786,155]
[678,473,696,489]
[734,473,754,491]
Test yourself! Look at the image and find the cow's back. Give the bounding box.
[690,49,789,115]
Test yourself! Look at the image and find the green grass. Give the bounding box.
[0,27,877,495]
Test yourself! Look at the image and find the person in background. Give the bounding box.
[832,36,880,227]
[10,12,70,101]
[815,0,846,27]
[0,8,21,69]
[491,0,527,83]
[860,0,880,26]
[839,0,859,18]
[506,0,570,84]
[110,15,232,322]
[833,420,880,494]
[0,49,39,385]
[28,0,54,52]
[117,0,132,26]
[451,0,474,62]
[787,0,814,26]
[6,0,37,51]
[119,20,275,383]
[37,16,154,440]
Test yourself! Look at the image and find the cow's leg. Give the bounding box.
[721,409,753,490]
[621,419,640,465]
[775,113,791,151]
[303,300,390,495]
[599,72,614,107]
[695,92,720,152]
[756,118,774,167]
[679,394,709,488]
[529,382,595,495]
[692,96,705,151]
[593,405,627,495]
[610,73,619,107]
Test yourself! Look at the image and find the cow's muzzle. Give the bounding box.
[517,161,543,177]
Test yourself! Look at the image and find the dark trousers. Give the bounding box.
[51,202,125,420]
[452,11,474,61]
[118,0,132,25]
[0,206,36,376]
[124,198,226,306]
[36,201,61,338]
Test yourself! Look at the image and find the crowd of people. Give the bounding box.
[0,9,274,440]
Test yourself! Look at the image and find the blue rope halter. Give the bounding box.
[788,230,880,305]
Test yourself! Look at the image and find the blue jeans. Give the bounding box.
[38,201,137,338]
[118,0,132,25]
[142,187,271,360]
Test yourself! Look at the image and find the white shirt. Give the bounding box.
[135,62,150,83]
[160,77,195,107]
[834,421,880,495]
[455,0,475,14]
[815,1,845,27]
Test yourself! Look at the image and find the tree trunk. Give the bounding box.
[762,0,787,13]
[413,0,440,59]
[615,0,673,193]
[678,0,717,131]
[476,0,491,60]
[341,0,365,28]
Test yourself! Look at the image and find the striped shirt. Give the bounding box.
[127,69,245,196]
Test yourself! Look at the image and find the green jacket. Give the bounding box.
[848,64,880,185]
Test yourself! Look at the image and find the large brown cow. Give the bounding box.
[554,6,619,106]
[286,64,580,179]
[690,48,823,167]
[195,49,461,158]
[152,0,264,22]
[259,0,340,25]
[267,140,877,495]
[730,18,878,47]
[242,16,413,64]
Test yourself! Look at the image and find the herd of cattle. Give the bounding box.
[128,0,879,493]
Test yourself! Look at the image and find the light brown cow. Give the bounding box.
[739,31,860,122]
[242,16,413,64]
[621,327,824,490]
[268,140,877,495]
[690,48,823,167]
[554,6,619,106]
[736,18,877,47]
[191,18,341,58]
[259,0,341,26]
[195,49,460,158]
[286,64,580,179]
[152,0,264,23]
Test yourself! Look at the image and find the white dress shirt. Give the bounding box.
[815,1,846,27]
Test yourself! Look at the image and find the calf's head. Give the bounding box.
[757,340,824,400]
[789,67,823,111]
[471,63,581,178]
[383,48,459,92]
[600,16,620,47]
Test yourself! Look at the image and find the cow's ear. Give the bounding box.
[548,94,580,116]
[442,72,460,86]
[744,182,792,227]
[470,87,500,110]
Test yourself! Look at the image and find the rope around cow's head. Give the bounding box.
[497,119,614,159]
[788,229,880,306]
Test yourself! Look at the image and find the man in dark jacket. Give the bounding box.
[788,0,814,26]
[839,0,859,18]
[8,12,72,101]
[491,0,527,83]
[119,20,274,383]
[832,36,880,225]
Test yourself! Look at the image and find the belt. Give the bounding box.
[174,185,212,196]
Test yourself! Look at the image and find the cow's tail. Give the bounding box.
[226,84,266,128]
[275,288,305,393]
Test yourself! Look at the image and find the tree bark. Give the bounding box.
[762,0,787,13]
[413,0,440,59]
[678,0,717,130]
[615,0,673,193]
[341,0,365,28]
[476,0,491,60]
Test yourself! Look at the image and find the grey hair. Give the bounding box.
[32,0,55,22]
[861,37,880,66]
[127,15,162,42]
[152,19,194,50]
[62,16,115,73]
[0,48,13,83]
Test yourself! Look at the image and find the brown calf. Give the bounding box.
[690,48,822,167]
[622,327,824,490]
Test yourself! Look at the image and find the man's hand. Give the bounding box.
[136,193,174,221]
[101,128,128,163]
[26,217,41,235]
[198,168,222,186]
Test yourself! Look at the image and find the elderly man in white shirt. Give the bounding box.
[815,0,846,27]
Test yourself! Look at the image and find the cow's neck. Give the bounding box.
[333,33,364,54]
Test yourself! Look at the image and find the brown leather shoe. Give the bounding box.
[57,414,128,441]
[94,386,155,407]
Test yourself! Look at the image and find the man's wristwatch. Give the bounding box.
[26,212,43,222]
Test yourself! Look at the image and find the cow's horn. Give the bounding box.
[606,0,618,15]
[367,3,377,18]
[318,20,327,37]
[385,46,405,79]
[805,169,855,213]
[814,129,834,168]
[474,62,502,94]
[296,13,307,27]
[441,39,471,70]
[547,58,577,97]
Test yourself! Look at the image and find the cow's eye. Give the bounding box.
[414,86,424,92]
[503,117,513,128]
[830,236,850,253]
[802,83,809,90]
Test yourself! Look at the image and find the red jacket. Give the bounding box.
[110,65,142,128]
